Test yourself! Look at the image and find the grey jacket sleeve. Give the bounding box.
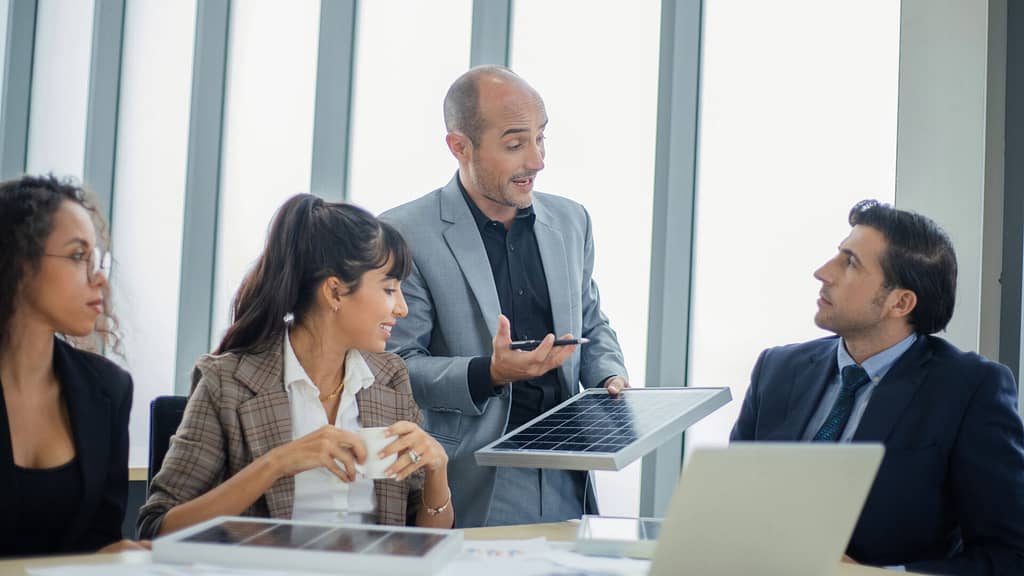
[388,259,490,417]
[577,207,628,388]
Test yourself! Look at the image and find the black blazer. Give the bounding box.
[0,338,133,555]
[732,335,1024,575]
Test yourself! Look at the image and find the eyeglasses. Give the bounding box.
[44,247,112,283]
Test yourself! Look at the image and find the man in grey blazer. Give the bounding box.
[382,66,629,528]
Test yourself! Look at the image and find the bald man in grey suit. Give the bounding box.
[382,66,628,528]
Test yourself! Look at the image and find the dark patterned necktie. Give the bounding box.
[812,364,872,442]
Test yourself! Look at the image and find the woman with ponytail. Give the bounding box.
[138,194,453,536]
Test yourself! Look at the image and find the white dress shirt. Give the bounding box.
[283,333,376,523]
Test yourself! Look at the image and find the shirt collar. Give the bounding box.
[283,332,376,397]
[837,332,918,383]
[457,170,535,233]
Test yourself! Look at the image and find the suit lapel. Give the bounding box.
[852,336,931,442]
[769,341,837,440]
[355,352,394,428]
[532,199,574,397]
[532,200,572,338]
[235,346,294,519]
[355,353,408,525]
[53,339,111,548]
[440,176,501,337]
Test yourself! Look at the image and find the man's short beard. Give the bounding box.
[481,187,520,208]
[816,286,893,338]
[470,160,529,209]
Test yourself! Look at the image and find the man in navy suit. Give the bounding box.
[731,200,1024,575]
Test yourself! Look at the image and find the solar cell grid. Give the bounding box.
[155,517,464,576]
[475,387,732,470]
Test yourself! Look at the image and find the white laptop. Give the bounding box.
[649,442,884,576]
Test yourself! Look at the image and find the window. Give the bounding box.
[511,0,662,517]
[25,0,95,178]
[110,0,197,468]
[347,0,472,215]
[686,0,900,451]
[211,0,321,342]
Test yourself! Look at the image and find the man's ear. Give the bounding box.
[887,288,917,321]
[446,132,472,162]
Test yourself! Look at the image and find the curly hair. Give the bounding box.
[0,174,119,353]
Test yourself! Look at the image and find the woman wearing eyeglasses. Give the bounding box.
[0,175,146,557]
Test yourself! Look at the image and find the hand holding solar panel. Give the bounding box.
[488,314,577,385]
[604,375,629,394]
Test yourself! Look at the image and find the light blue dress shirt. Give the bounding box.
[802,333,919,442]
[801,332,918,571]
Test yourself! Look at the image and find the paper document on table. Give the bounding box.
[459,538,550,558]
[442,539,650,576]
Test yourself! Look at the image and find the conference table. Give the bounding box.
[0,521,920,575]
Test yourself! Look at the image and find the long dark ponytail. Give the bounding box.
[215,194,411,355]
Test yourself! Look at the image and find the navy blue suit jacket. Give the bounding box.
[731,335,1024,575]
[0,338,133,555]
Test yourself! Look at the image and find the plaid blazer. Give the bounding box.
[137,345,424,538]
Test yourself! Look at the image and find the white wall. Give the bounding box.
[895,0,1004,358]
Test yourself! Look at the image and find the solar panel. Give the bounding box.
[474,387,731,471]
[152,516,463,575]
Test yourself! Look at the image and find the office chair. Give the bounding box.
[148,395,188,493]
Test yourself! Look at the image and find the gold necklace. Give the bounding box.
[319,377,344,402]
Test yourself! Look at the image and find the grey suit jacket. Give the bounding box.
[382,173,627,527]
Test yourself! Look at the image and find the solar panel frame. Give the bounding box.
[152,516,463,575]
[474,387,731,471]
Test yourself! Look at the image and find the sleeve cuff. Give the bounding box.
[468,356,499,406]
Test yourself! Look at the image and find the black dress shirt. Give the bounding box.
[459,179,564,431]
[12,458,83,555]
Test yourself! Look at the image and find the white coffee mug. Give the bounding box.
[355,426,398,479]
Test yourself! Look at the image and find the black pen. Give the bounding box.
[509,337,590,351]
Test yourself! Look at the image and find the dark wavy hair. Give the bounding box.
[215,194,412,356]
[848,199,957,334]
[0,174,118,352]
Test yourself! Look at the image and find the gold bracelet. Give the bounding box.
[423,489,451,516]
